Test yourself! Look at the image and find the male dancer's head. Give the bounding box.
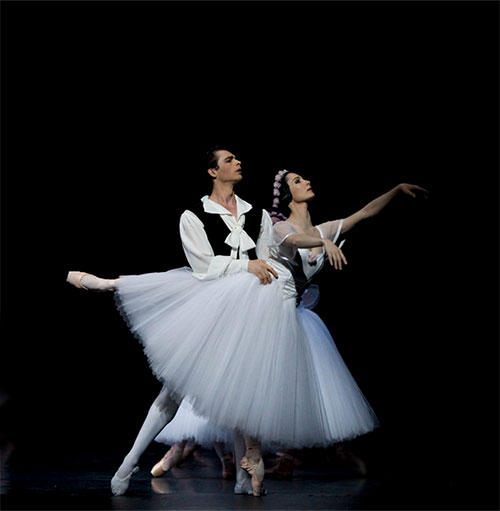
[206,146,243,190]
[204,145,278,286]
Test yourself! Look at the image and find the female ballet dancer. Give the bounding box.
[147,169,428,487]
[67,156,427,496]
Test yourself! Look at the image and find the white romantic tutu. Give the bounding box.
[154,399,233,448]
[115,267,379,449]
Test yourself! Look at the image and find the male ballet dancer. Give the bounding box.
[67,146,277,496]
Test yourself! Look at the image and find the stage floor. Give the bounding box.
[0,446,484,510]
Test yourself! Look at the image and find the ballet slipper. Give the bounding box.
[111,466,139,496]
[150,446,183,477]
[66,271,91,290]
[234,478,253,495]
[240,455,265,497]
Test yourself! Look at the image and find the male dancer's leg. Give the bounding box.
[233,431,252,494]
[112,386,179,494]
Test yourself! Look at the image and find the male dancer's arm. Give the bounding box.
[180,210,277,283]
[179,210,248,280]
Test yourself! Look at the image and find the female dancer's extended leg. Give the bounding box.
[67,271,117,292]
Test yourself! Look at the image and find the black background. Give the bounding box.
[1,1,498,508]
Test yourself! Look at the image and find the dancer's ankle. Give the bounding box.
[116,456,137,479]
[81,275,117,291]
[245,446,262,460]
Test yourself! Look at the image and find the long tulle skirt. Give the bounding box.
[115,268,379,449]
[154,398,233,448]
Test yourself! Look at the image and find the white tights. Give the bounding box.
[116,387,179,478]
[233,432,250,487]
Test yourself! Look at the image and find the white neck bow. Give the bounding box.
[224,221,256,252]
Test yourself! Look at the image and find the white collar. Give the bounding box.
[201,195,253,220]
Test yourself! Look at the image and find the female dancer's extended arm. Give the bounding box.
[341,183,429,234]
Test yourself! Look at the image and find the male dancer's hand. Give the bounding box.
[248,260,279,285]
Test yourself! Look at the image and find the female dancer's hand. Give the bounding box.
[322,240,347,270]
[398,183,429,199]
[248,260,279,285]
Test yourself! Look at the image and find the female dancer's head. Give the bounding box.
[270,170,315,222]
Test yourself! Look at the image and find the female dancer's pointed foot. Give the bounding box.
[150,446,184,477]
[66,271,91,290]
[66,271,116,292]
[111,466,139,496]
[240,456,265,497]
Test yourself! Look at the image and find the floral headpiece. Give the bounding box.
[269,169,289,223]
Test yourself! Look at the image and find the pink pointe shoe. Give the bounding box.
[240,456,265,497]
[150,446,184,477]
[66,271,115,292]
[66,271,91,290]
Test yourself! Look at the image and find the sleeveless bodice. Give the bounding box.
[269,243,326,302]
[268,220,344,302]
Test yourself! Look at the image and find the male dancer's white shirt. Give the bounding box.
[180,195,272,280]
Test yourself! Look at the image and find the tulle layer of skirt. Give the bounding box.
[115,267,379,449]
[154,399,233,448]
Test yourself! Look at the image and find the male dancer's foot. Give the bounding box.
[111,393,180,495]
[111,465,139,496]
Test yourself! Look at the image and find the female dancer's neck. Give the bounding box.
[287,201,313,230]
